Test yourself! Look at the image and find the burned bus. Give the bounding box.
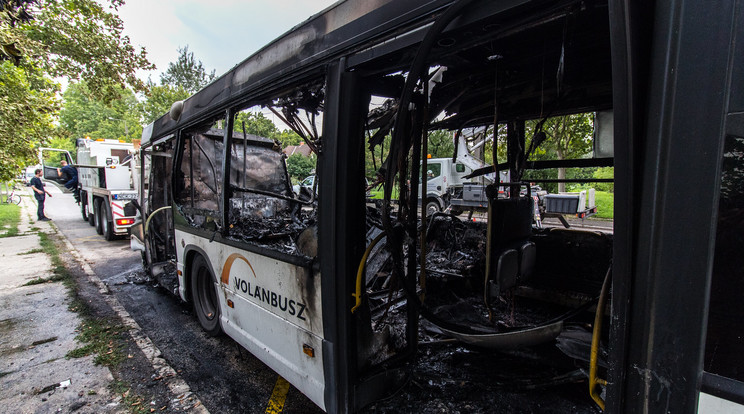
[130,0,744,412]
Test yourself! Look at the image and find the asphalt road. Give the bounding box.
[44,188,321,414]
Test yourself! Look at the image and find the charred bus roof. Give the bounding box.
[142,0,612,144]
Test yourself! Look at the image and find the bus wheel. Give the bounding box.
[191,255,222,336]
[426,200,440,217]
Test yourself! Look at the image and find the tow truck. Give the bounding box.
[41,138,139,240]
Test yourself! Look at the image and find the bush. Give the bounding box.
[286,153,315,182]
[593,167,614,193]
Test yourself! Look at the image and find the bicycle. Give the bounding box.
[4,183,22,205]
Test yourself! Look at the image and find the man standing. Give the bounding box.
[29,169,52,221]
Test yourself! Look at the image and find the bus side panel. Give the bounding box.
[176,230,326,409]
[223,295,326,411]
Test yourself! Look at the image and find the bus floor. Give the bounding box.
[364,323,601,413]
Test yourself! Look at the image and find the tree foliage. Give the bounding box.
[139,47,215,124]
[538,113,594,192]
[234,112,280,138]
[0,61,58,179]
[160,46,215,94]
[60,81,141,142]
[1,0,153,103]
[139,82,191,124]
[0,0,153,181]
[541,114,594,160]
[427,129,454,158]
[286,153,315,181]
[46,136,75,159]
[277,129,304,148]
[592,167,614,193]
[232,111,305,149]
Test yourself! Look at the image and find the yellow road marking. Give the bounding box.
[265,376,290,414]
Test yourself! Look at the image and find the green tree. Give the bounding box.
[276,129,304,148]
[46,136,76,159]
[539,114,593,192]
[140,47,215,124]
[365,132,391,179]
[234,112,280,139]
[0,61,58,179]
[1,0,153,103]
[0,0,153,181]
[427,129,454,158]
[139,82,191,124]
[160,46,215,94]
[518,114,594,192]
[60,81,141,142]
[286,153,315,182]
[592,167,614,193]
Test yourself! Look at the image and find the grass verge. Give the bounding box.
[22,232,72,286]
[369,186,400,200]
[111,380,151,414]
[593,191,614,219]
[18,248,44,255]
[0,203,21,238]
[66,319,126,366]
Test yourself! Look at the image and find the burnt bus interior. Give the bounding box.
[135,0,743,412]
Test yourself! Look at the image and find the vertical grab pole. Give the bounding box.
[590,267,611,410]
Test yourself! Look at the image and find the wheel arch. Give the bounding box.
[425,194,446,210]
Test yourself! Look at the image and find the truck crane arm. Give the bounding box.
[453,132,498,183]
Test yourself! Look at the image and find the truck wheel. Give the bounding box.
[88,205,96,227]
[81,198,88,221]
[191,255,222,336]
[102,202,115,241]
[426,201,440,217]
[94,199,104,235]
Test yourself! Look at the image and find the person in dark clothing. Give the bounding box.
[29,169,52,221]
[57,160,79,202]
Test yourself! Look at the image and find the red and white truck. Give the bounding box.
[41,138,139,240]
[77,138,139,240]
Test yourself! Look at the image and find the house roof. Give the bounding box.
[283,142,313,157]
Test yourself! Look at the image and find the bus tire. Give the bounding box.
[102,202,115,241]
[191,255,222,336]
[94,199,104,235]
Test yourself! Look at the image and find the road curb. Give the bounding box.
[49,219,210,414]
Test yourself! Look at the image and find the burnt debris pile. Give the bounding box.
[227,207,317,256]
[425,216,487,278]
[364,212,613,343]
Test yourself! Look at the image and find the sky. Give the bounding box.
[117,0,338,83]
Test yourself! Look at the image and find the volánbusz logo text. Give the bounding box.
[233,277,306,321]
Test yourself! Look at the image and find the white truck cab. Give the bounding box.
[421,158,472,214]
